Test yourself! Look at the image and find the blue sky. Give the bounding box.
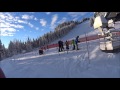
[0,12,94,48]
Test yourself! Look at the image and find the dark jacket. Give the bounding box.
[58,40,63,47]
[75,36,79,44]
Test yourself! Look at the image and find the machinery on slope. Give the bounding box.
[90,12,120,52]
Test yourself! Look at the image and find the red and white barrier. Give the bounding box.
[41,32,120,49]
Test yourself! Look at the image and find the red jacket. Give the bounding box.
[0,68,6,78]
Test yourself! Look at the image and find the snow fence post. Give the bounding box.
[85,32,90,64]
[98,34,101,50]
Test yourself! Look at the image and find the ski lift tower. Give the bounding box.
[90,12,120,52]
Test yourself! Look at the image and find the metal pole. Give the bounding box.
[98,34,101,50]
[84,32,90,64]
[103,32,107,50]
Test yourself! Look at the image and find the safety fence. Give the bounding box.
[41,32,120,50]
[41,35,102,49]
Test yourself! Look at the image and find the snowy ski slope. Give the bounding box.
[0,21,120,78]
[52,21,99,43]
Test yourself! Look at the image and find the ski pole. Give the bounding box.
[84,32,90,64]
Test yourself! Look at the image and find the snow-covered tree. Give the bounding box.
[8,41,16,56]
[0,40,4,60]
[25,37,32,52]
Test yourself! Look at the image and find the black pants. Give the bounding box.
[66,45,69,50]
[59,45,64,52]
[39,50,43,55]
[76,43,79,50]
[73,45,75,50]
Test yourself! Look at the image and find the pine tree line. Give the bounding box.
[0,19,89,60]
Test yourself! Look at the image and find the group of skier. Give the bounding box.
[58,35,80,52]
[38,35,80,55]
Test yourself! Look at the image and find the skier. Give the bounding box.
[58,40,62,52]
[58,40,64,52]
[65,40,69,50]
[75,36,80,50]
[72,39,75,50]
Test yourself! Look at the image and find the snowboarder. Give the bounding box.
[72,39,75,50]
[65,40,69,50]
[75,36,80,50]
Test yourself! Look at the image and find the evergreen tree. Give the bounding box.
[0,40,3,60]
[26,37,32,52]
[8,41,16,56]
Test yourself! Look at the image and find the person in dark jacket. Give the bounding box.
[65,40,69,50]
[75,36,80,50]
[39,48,43,55]
[58,40,64,52]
